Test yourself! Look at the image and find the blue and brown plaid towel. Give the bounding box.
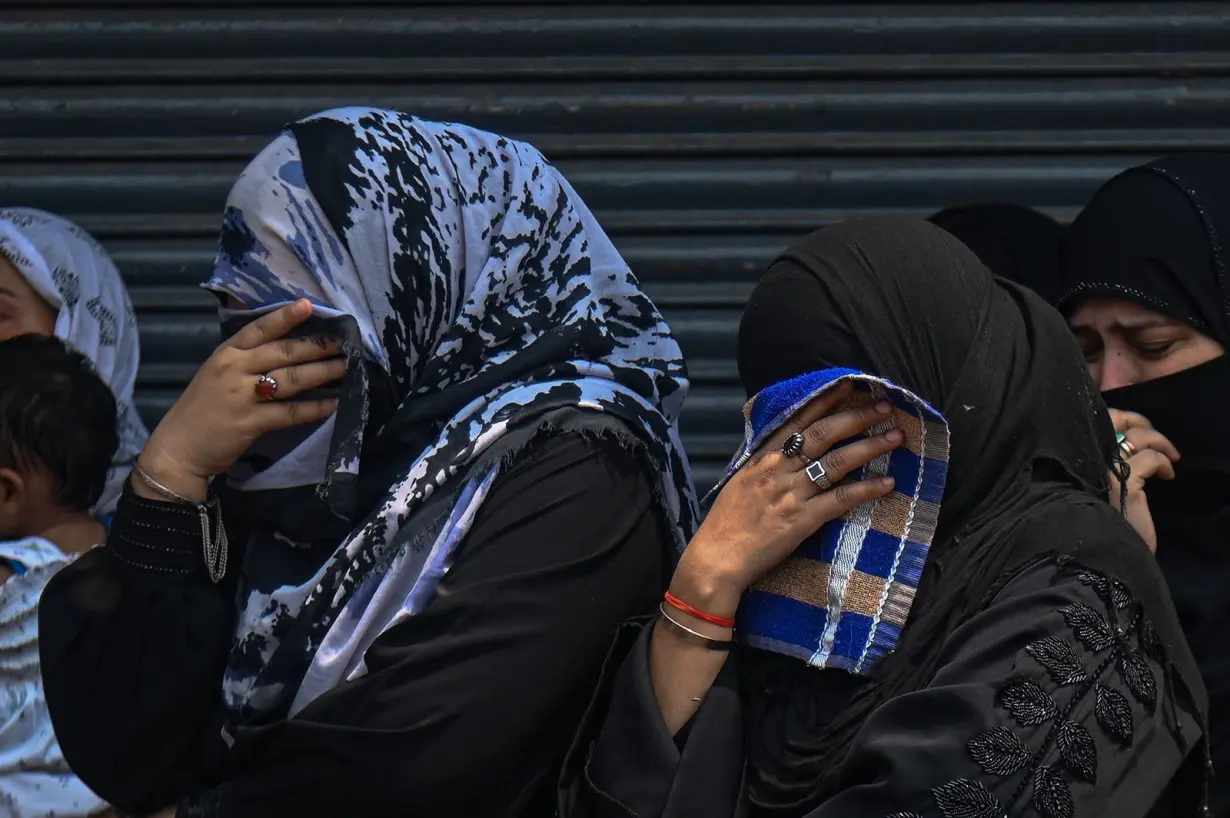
[704,368,950,674]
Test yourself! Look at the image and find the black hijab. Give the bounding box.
[929,202,1066,303]
[736,216,1205,814]
[1060,154,1230,814]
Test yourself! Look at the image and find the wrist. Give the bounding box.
[669,554,745,621]
[134,443,210,504]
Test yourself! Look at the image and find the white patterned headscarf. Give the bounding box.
[0,208,147,515]
[205,107,698,731]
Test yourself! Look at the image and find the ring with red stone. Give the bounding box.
[254,373,279,402]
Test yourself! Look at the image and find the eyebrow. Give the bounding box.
[1068,318,1180,334]
[1112,318,1182,332]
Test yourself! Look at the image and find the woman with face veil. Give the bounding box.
[37,108,697,817]
[559,217,1208,818]
[1061,153,1230,815]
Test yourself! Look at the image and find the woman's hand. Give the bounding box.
[1108,409,1180,553]
[138,299,347,501]
[671,381,902,617]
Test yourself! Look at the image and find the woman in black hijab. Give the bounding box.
[559,217,1208,818]
[1060,154,1230,815]
[929,202,1066,302]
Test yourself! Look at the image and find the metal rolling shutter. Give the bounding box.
[2,3,1228,493]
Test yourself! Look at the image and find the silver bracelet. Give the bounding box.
[658,603,733,651]
[132,461,228,584]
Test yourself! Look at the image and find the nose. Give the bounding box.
[1097,350,1136,391]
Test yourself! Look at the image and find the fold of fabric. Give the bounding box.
[705,368,949,674]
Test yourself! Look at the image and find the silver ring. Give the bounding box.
[782,433,806,459]
[805,459,833,491]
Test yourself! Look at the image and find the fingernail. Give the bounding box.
[294,299,311,316]
[880,477,895,488]
[886,429,903,443]
[875,401,892,414]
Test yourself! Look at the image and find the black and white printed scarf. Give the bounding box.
[205,107,698,735]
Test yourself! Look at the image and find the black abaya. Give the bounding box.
[561,217,1208,818]
[1061,154,1230,814]
[40,432,671,818]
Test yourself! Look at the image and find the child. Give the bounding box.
[0,334,119,818]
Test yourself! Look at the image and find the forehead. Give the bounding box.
[1067,296,1174,327]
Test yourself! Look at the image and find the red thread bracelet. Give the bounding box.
[664,591,736,629]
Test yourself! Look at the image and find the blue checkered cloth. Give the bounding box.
[705,368,950,674]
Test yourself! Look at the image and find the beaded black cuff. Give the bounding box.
[106,480,215,576]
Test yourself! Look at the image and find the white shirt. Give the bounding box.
[0,538,107,818]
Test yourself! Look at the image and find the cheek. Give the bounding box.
[1093,340,1146,391]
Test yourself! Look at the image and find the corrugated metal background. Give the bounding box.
[3,2,1229,492]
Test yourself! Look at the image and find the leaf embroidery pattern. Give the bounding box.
[1056,721,1098,783]
[1027,636,1088,685]
[1033,765,1075,818]
[932,779,1003,818]
[1000,679,1059,726]
[885,813,923,818]
[922,570,1168,818]
[1137,616,1164,662]
[1061,603,1116,653]
[968,726,1030,776]
[1076,571,1130,610]
[1094,684,1133,746]
[1118,648,1157,709]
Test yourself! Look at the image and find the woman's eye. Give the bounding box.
[1079,344,1102,363]
[1135,342,1176,360]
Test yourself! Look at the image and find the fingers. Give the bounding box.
[247,335,344,374]
[784,428,903,532]
[256,396,341,431]
[225,299,314,351]
[810,428,904,485]
[798,399,894,462]
[804,475,896,527]
[1121,426,1181,463]
[1108,408,1154,434]
[262,357,349,400]
[764,381,855,454]
[1127,450,1176,487]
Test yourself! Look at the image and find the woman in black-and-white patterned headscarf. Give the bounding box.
[38,107,697,818]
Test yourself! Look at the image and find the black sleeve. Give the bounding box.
[39,487,242,815]
[186,432,672,818]
[563,562,1203,818]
